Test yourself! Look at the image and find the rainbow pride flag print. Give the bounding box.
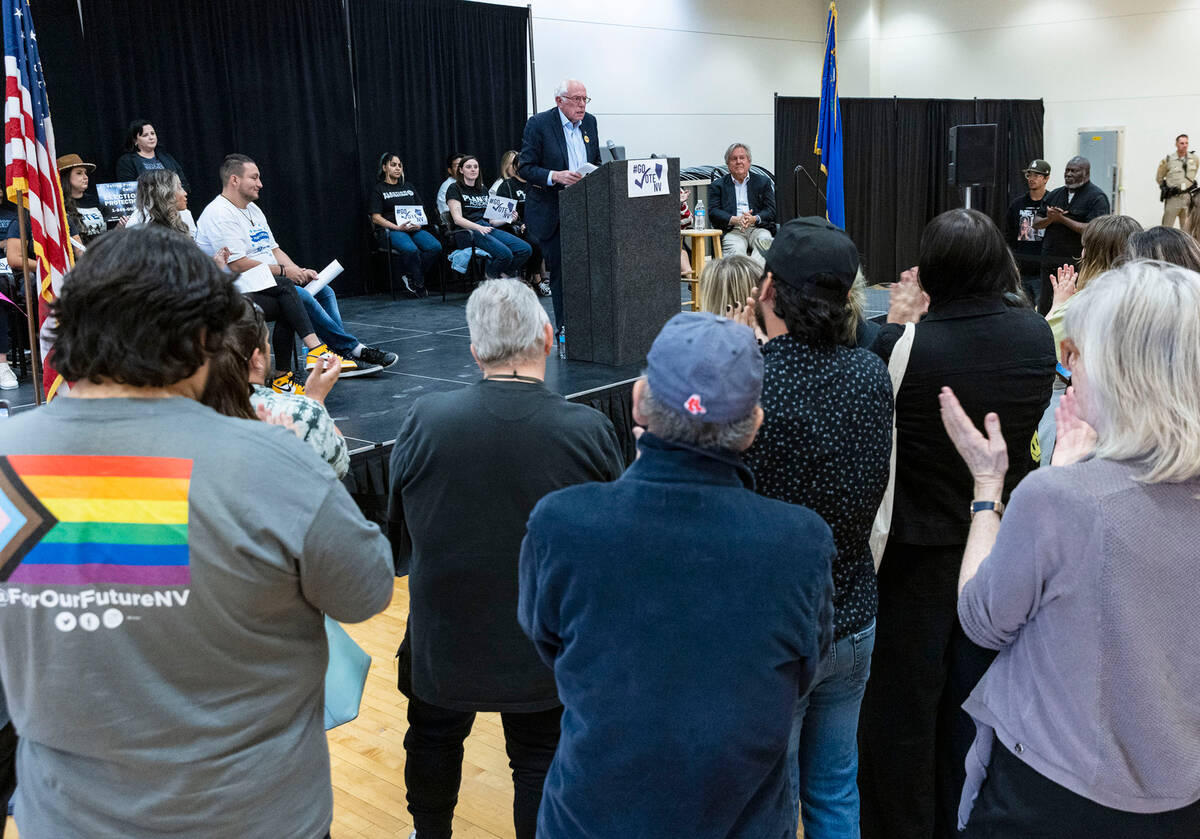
[0,455,192,586]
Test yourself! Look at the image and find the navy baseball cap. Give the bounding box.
[763,216,860,303]
[645,312,763,423]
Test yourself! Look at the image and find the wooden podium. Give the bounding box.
[559,158,682,365]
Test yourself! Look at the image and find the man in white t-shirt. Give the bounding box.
[436,152,464,225]
[196,154,398,380]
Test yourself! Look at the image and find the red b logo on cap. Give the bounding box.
[684,394,707,416]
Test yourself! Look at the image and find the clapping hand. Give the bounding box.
[887,267,930,324]
[1046,206,1066,224]
[1049,264,1077,311]
[727,286,767,344]
[1050,386,1097,466]
[938,387,1008,498]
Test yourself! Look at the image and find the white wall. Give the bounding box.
[868,0,1200,227]
[476,0,1197,226]
[475,0,839,171]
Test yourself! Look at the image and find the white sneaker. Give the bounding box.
[0,362,17,390]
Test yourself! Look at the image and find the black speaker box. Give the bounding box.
[948,124,998,187]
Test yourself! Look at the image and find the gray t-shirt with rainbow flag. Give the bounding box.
[0,396,393,839]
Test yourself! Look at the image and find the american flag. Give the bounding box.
[4,0,72,399]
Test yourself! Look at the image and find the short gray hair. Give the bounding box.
[1064,260,1200,482]
[724,143,751,164]
[466,279,550,365]
[639,380,758,451]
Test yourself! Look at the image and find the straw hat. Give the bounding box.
[56,153,96,173]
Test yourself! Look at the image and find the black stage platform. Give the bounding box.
[326,293,644,456]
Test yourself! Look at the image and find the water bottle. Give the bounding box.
[693,200,706,230]
[557,325,567,360]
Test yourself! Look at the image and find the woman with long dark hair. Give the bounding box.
[368,153,441,297]
[858,208,1056,839]
[446,154,531,279]
[114,119,190,191]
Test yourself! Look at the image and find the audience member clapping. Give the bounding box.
[858,208,1056,839]
[1040,214,1142,458]
[201,301,349,478]
[0,225,392,838]
[940,260,1200,837]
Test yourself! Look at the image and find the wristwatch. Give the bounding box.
[970,500,1005,518]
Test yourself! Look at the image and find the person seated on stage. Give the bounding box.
[709,142,777,265]
[447,154,532,280]
[0,225,393,839]
[0,217,38,390]
[369,152,442,298]
[202,301,349,479]
[114,119,190,192]
[196,153,398,389]
[698,254,758,317]
[436,151,465,226]
[133,169,325,396]
[58,154,106,245]
[493,150,550,296]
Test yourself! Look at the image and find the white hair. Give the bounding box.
[466,279,550,365]
[1064,260,1200,482]
[554,79,581,99]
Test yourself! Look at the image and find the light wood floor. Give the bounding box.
[5,577,804,837]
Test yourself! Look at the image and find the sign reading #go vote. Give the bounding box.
[627,160,668,198]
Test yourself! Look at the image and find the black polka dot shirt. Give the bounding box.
[743,335,894,640]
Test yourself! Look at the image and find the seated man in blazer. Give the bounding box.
[709,142,776,265]
[518,78,601,330]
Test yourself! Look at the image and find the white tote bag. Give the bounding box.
[869,322,915,572]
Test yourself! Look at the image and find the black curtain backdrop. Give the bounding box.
[349,0,528,224]
[775,97,1044,284]
[36,0,527,295]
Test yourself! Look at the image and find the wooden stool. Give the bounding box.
[681,228,723,311]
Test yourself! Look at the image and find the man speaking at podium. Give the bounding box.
[519,78,601,331]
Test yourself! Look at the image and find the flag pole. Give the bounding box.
[14,191,45,406]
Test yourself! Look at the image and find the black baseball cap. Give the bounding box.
[762,217,859,303]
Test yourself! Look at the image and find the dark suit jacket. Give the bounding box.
[517,107,601,243]
[708,170,776,230]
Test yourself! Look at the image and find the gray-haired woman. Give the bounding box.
[940,260,1200,837]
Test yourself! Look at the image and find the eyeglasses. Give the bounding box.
[561,95,591,105]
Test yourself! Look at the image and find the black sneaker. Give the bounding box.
[416,284,429,298]
[401,275,418,297]
[536,279,552,297]
[356,345,398,369]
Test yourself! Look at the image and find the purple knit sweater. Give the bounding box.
[957,456,1200,827]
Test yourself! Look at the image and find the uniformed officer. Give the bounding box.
[1155,134,1198,228]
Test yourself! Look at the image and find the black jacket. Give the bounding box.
[870,296,1055,545]
[708,170,776,229]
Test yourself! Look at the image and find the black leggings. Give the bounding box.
[245,277,314,373]
[962,741,1200,838]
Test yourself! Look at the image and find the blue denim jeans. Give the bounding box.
[299,285,357,355]
[384,228,442,287]
[469,227,532,277]
[789,619,876,839]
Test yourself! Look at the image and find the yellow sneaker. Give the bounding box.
[305,343,371,378]
[271,370,305,396]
